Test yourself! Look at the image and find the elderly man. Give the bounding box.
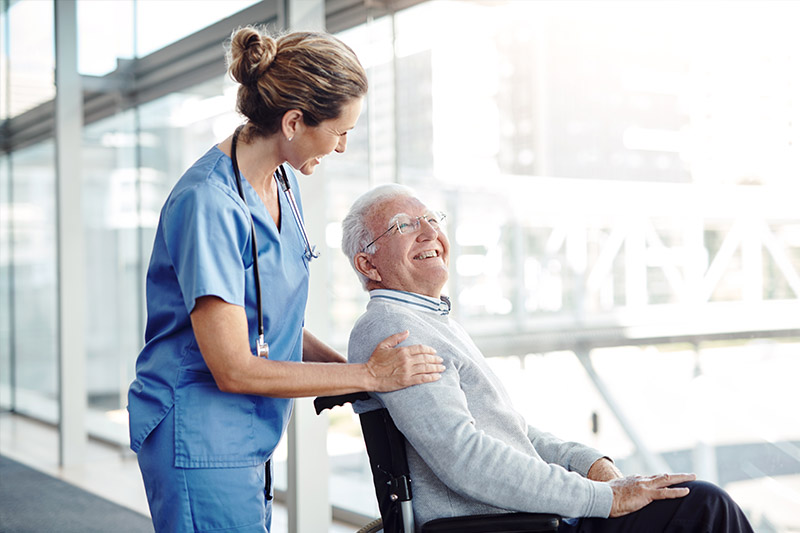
[341,184,754,532]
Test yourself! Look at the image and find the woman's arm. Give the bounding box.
[302,328,347,363]
[190,296,443,398]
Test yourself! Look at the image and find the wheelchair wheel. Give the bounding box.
[356,517,383,533]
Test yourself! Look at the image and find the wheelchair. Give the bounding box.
[315,393,561,533]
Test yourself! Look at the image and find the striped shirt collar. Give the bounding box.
[370,289,451,316]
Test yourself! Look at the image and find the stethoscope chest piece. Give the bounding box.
[256,336,269,358]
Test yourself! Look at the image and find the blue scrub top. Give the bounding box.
[127,146,310,468]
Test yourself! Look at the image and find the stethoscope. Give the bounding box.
[230,124,319,358]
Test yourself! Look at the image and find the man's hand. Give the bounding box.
[608,473,696,517]
[366,331,445,391]
[587,457,623,482]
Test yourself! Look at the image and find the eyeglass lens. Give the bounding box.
[363,211,446,252]
[395,212,446,234]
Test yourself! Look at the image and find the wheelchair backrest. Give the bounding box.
[313,393,413,533]
[359,407,413,533]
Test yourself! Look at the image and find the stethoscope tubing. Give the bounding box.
[230,125,319,357]
[274,165,319,262]
[231,126,267,356]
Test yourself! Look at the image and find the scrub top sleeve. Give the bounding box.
[163,183,250,314]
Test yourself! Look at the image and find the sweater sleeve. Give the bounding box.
[526,425,606,477]
[348,311,613,519]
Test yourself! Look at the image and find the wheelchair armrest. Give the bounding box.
[421,512,560,533]
[314,392,371,415]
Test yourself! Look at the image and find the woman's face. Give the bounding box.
[288,97,363,175]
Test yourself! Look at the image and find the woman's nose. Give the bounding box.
[335,135,347,153]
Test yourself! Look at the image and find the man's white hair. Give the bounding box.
[341,183,416,290]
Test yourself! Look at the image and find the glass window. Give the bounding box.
[0,154,10,408]
[7,142,58,422]
[1,7,7,121]
[135,0,259,57]
[320,1,800,526]
[77,0,135,76]
[5,0,54,118]
[77,0,259,76]
[81,109,142,441]
[80,73,240,442]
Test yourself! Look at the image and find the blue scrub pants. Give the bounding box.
[560,481,754,533]
[138,407,273,532]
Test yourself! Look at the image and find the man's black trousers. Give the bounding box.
[560,481,754,533]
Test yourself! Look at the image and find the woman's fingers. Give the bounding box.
[391,348,444,385]
[377,330,411,348]
[366,333,444,390]
[409,354,446,381]
[387,338,439,359]
[397,345,444,375]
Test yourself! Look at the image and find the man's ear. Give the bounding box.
[281,109,304,141]
[354,253,381,282]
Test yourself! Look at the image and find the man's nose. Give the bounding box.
[418,218,439,239]
[335,135,347,153]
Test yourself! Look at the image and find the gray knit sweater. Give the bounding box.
[347,289,614,530]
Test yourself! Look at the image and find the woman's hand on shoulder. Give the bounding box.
[365,330,444,392]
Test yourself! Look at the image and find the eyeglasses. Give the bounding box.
[363,211,447,252]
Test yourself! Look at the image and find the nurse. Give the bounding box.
[127,27,444,532]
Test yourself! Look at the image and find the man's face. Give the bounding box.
[359,195,450,298]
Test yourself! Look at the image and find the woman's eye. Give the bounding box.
[398,223,412,231]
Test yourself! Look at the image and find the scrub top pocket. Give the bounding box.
[174,368,257,468]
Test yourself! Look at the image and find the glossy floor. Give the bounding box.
[0,412,356,533]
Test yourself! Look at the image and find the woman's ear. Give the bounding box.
[281,109,304,141]
[354,253,381,282]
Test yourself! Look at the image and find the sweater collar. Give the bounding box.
[369,289,451,316]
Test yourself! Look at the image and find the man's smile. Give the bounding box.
[414,250,441,260]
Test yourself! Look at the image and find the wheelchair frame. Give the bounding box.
[315,393,560,533]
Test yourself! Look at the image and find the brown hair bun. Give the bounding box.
[228,27,278,87]
[226,27,368,137]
